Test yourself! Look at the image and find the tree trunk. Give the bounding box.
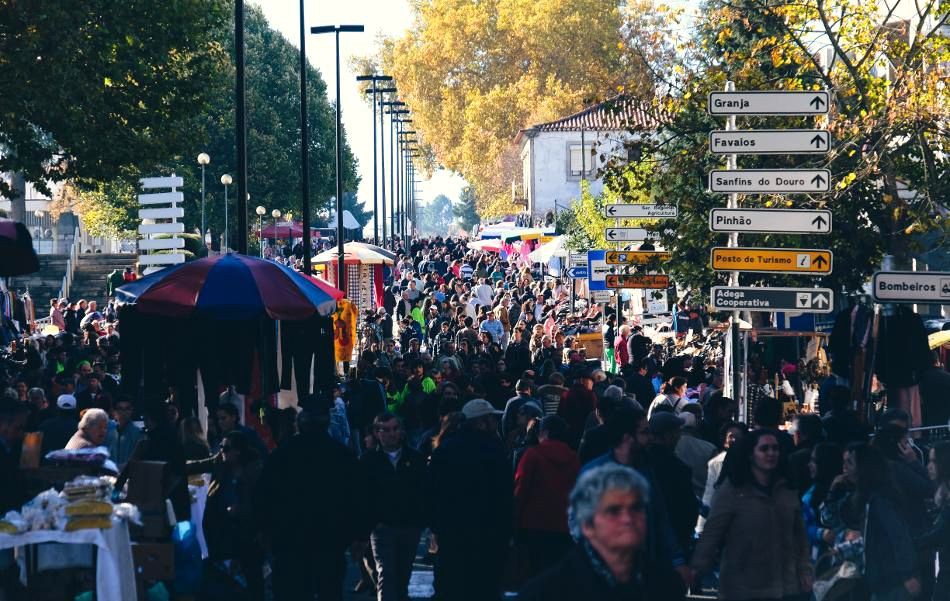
[9,172,26,223]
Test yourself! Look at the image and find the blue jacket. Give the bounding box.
[864,493,918,593]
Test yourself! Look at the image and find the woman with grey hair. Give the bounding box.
[519,463,685,600]
[65,408,110,449]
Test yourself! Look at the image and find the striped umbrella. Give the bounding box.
[0,219,39,276]
[114,253,339,320]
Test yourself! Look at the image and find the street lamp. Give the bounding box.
[284,212,293,243]
[358,75,394,245]
[385,106,410,244]
[312,24,364,292]
[255,206,266,257]
[221,174,233,251]
[197,153,210,240]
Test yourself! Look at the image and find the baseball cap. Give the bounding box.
[649,411,685,435]
[57,394,77,410]
[461,399,503,420]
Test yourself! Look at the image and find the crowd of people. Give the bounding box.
[0,234,948,601]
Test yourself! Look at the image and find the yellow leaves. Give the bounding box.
[103,77,113,87]
[717,27,733,45]
[835,172,857,191]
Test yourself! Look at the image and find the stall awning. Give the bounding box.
[528,235,567,263]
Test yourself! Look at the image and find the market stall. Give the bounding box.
[311,241,394,313]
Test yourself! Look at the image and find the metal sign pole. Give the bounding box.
[725,81,743,417]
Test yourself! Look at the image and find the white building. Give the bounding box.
[515,96,657,221]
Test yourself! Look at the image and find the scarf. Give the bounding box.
[581,538,643,596]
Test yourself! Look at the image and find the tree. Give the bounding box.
[419,194,455,236]
[613,0,950,296]
[43,4,359,245]
[0,1,230,218]
[367,0,675,217]
[454,186,481,232]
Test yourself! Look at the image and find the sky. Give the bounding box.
[253,0,467,229]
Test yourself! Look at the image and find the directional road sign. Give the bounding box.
[605,251,672,265]
[711,286,834,313]
[604,204,678,219]
[587,250,609,291]
[711,247,832,275]
[871,271,950,304]
[709,169,831,193]
[605,228,649,242]
[566,266,589,279]
[707,91,830,116]
[606,274,671,289]
[709,209,832,234]
[709,129,832,155]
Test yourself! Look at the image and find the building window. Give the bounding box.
[568,144,595,178]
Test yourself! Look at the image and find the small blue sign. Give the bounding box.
[566,267,588,279]
[587,249,607,291]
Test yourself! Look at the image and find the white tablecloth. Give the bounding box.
[0,518,137,601]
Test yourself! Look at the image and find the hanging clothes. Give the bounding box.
[874,307,930,427]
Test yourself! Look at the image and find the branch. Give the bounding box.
[853,0,900,72]
[815,0,871,108]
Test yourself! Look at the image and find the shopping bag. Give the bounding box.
[812,553,861,601]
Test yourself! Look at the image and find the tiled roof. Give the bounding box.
[517,95,660,144]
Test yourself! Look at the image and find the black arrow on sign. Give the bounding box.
[811,215,827,229]
[811,173,827,188]
[607,206,616,216]
[813,255,828,269]
[810,95,825,110]
[608,230,617,240]
[810,134,826,148]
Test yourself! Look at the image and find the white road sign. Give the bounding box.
[709,208,832,234]
[604,204,678,219]
[708,91,830,115]
[709,129,831,155]
[140,176,184,189]
[709,169,831,193]
[871,271,950,303]
[605,228,649,242]
[711,286,834,313]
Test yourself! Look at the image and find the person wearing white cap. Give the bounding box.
[427,398,511,601]
[37,394,79,455]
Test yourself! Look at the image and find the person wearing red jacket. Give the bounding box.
[614,325,630,369]
[514,415,581,581]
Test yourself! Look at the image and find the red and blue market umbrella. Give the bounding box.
[0,219,40,276]
[114,253,339,320]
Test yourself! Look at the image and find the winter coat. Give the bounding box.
[360,445,427,529]
[863,493,919,593]
[514,440,580,533]
[692,479,812,601]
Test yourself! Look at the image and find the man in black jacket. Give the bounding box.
[648,412,698,554]
[427,399,512,601]
[255,406,368,601]
[361,412,426,601]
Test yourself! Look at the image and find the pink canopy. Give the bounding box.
[257,222,322,238]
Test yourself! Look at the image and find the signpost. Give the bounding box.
[710,286,834,313]
[709,208,831,234]
[707,90,830,116]
[566,266,589,279]
[871,271,950,303]
[138,175,186,274]
[709,129,831,154]
[605,251,671,265]
[604,204,678,219]
[605,228,649,242]
[710,247,832,275]
[708,169,831,193]
[605,274,670,289]
[587,250,609,291]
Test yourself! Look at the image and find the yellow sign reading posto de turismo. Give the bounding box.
[710,247,832,275]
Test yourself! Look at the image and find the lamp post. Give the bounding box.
[221,174,233,251]
[256,206,266,257]
[358,76,394,246]
[385,106,410,245]
[382,101,406,247]
[399,135,418,237]
[234,1,248,254]
[284,212,293,244]
[271,209,281,254]
[197,153,210,242]
[312,24,364,292]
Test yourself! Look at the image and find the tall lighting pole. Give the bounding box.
[381,101,406,247]
[235,0,248,254]
[387,108,410,243]
[256,206,266,257]
[221,174,233,251]
[399,134,418,237]
[197,153,210,242]
[298,0,311,274]
[358,75,394,246]
[312,24,364,292]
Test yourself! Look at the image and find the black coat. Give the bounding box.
[650,445,699,549]
[0,440,27,513]
[360,445,427,529]
[426,428,512,540]
[519,544,684,601]
[254,431,368,548]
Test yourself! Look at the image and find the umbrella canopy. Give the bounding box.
[257,222,322,238]
[302,272,345,301]
[929,330,950,350]
[312,241,395,265]
[114,253,339,320]
[502,227,552,243]
[0,219,40,276]
[528,236,567,263]
[467,239,503,253]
